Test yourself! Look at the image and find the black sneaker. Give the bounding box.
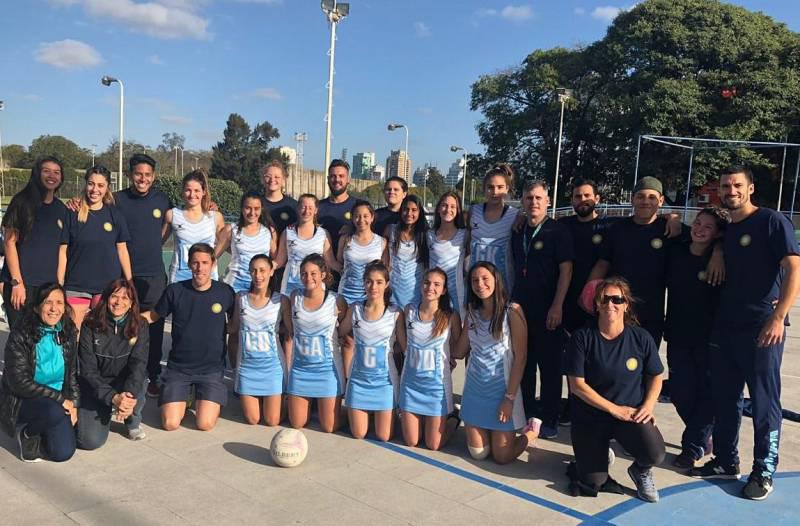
[688,458,740,479]
[558,405,571,427]
[16,427,43,463]
[742,472,773,501]
[672,450,696,469]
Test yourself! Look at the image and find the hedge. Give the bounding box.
[154,175,243,217]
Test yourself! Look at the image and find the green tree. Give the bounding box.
[211,113,283,191]
[1,144,29,168]
[426,167,446,199]
[28,135,91,172]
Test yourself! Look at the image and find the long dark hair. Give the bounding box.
[248,253,275,295]
[392,195,429,264]
[433,191,465,230]
[300,253,333,288]
[83,279,143,340]
[423,267,453,338]
[14,283,76,345]
[2,156,65,242]
[237,190,275,230]
[363,259,391,305]
[465,261,508,340]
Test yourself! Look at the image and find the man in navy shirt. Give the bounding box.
[511,180,574,438]
[260,160,298,235]
[690,166,800,501]
[373,176,408,236]
[145,243,235,432]
[318,159,357,289]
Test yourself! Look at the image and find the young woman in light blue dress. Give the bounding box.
[429,191,467,317]
[337,201,386,305]
[383,195,428,309]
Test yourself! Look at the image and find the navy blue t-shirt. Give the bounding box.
[510,218,574,325]
[155,280,236,374]
[114,188,171,277]
[565,324,664,423]
[716,208,799,329]
[318,195,358,253]
[374,206,401,236]
[1,199,68,287]
[665,241,718,347]
[262,194,298,234]
[61,205,131,294]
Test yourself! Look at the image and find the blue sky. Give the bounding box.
[1,0,798,174]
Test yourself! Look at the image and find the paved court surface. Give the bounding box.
[1,303,800,525]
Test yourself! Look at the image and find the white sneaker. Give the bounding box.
[127,427,147,441]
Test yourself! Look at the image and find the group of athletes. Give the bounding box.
[0,153,796,505]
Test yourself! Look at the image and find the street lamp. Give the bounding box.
[101,75,125,190]
[321,0,350,174]
[450,145,468,207]
[174,146,185,176]
[388,123,411,190]
[552,87,573,217]
[90,144,97,166]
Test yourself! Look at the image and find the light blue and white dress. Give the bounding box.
[234,291,285,396]
[388,226,424,308]
[280,225,328,297]
[286,290,344,398]
[338,234,385,305]
[398,304,454,417]
[460,308,525,431]
[469,204,518,293]
[345,303,400,411]
[428,228,466,317]
[224,224,273,293]
[169,208,218,283]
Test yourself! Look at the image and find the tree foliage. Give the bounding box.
[211,113,283,192]
[27,135,91,173]
[154,175,242,217]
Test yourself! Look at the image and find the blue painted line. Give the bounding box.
[367,439,611,525]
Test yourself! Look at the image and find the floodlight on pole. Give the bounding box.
[101,75,125,190]
[388,123,410,187]
[321,0,349,179]
[552,87,573,217]
[450,145,468,208]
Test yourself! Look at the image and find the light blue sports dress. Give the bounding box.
[388,226,424,308]
[286,290,344,398]
[469,204,518,293]
[338,234,385,305]
[460,308,525,431]
[169,208,219,283]
[280,225,328,297]
[234,291,285,396]
[224,224,272,293]
[428,228,467,317]
[398,305,454,417]
[344,303,400,411]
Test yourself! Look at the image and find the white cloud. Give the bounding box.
[476,5,533,22]
[148,54,165,65]
[34,39,103,70]
[414,21,431,38]
[252,87,282,100]
[160,115,191,125]
[574,7,586,15]
[592,6,623,22]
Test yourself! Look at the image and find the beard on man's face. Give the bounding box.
[574,201,596,218]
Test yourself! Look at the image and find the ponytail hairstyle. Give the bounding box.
[300,252,333,288]
[393,194,429,264]
[465,261,508,341]
[237,190,275,230]
[483,163,515,198]
[433,190,465,230]
[78,165,115,223]
[248,253,275,295]
[297,193,319,226]
[424,267,453,338]
[2,156,65,242]
[362,259,391,306]
[182,169,212,213]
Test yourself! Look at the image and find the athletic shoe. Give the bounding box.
[186,386,195,409]
[16,427,43,463]
[146,382,160,398]
[672,450,696,469]
[539,424,558,439]
[742,472,773,501]
[688,458,741,479]
[627,463,659,503]
[127,427,147,441]
[608,447,616,467]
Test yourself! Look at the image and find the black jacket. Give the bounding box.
[78,321,149,407]
[0,324,79,437]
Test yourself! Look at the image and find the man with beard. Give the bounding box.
[318,159,358,255]
[690,166,800,501]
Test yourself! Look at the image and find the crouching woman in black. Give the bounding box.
[565,277,666,503]
[76,278,149,449]
[0,283,79,462]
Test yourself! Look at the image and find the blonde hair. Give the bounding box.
[78,166,115,223]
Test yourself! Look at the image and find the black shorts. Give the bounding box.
[158,368,228,406]
[133,273,167,310]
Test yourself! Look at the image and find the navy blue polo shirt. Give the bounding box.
[510,218,574,325]
[114,188,171,277]
[155,280,236,374]
[373,206,401,236]
[565,324,664,423]
[318,195,358,253]
[0,199,68,287]
[665,241,718,347]
[716,207,799,329]
[61,205,131,294]
[262,194,298,234]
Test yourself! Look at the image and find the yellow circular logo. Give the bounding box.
[280,212,289,221]
[592,234,603,245]
[103,222,113,232]
[626,358,638,371]
[697,270,707,281]
[128,336,138,346]
[740,234,752,247]
[534,240,544,250]
[344,212,352,220]
[650,238,663,250]
[57,219,63,229]
[153,208,162,219]
[211,303,222,314]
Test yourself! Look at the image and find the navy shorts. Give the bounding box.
[158,368,228,407]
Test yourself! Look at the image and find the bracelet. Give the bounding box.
[504,392,516,401]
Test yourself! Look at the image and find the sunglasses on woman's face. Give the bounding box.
[600,295,626,305]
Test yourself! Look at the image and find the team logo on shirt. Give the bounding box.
[534,240,544,250]
[103,222,113,232]
[57,219,63,229]
[626,358,638,371]
[697,270,707,281]
[152,209,162,219]
[650,238,663,249]
[353,319,361,329]
[407,321,414,330]
[280,212,289,221]
[345,212,352,220]
[211,303,222,314]
[740,234,752,247]
[129,336,138,346]
[592,234,603,245]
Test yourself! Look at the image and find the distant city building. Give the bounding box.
[352,151,376,179]
[446,158,464,187]
[371,164,386,181]
[340,147,348,164]
[385,150,412,183]
[413,164,435,187]
[280,146,297,166]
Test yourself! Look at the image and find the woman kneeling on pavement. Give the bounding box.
[76,278,149,448]
[565,277,666,502]
[0,283,79,462]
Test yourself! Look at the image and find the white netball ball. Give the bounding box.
[270,428,309,468]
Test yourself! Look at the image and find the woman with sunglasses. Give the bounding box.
[564,277,666,503]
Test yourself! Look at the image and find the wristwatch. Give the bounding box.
[10,279,21,288]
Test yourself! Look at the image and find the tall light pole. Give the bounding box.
[90,144,97,166]
[552,87,573,218]
[294,132,307,197]
[101,75,125,190]
[0,100,5,207]
[388,123,410,191]
[450,145,468,207]
[321,0,349,173]
[174,146,185,177]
